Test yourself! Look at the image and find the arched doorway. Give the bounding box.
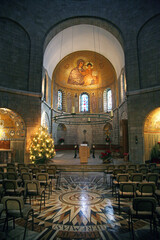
[0,108,26,163]
[144,107,160,161]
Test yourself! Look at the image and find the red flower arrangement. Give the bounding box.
[99,150,111,161]
[123,153,129,156]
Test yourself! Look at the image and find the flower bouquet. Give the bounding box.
[99,150,112,163]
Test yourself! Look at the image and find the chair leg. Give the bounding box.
[131,215,134,240]
[13,216,15,229]
[118,194,120,214]
[32,209,34,231]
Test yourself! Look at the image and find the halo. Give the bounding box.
[85,62,93,69]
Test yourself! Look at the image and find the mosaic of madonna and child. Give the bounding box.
[67,59,99,86]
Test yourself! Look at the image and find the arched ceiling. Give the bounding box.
[43,24,124,79]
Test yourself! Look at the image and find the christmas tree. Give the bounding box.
[29,126,56,164]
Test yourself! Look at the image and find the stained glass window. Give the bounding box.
[58,90,62,111]
[107,89,112,111]
[80,93,89,112]
[103,88,112,112]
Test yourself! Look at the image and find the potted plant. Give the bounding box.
[150,143,160,163]
[59,138,64,145]
[99,150,112,163]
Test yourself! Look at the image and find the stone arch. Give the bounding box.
[143,107,160,161]
[0,108,26,163]
[0,17,31,91]
[137,14,160,88]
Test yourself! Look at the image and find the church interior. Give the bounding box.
[0,0,160,239]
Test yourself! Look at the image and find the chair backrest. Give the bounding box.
[2,196,24,217]
[116,174,129,183]
[128,164,137,170]
[32,167,40,175]
[118,165,126,171]
[38,164,46,171]
[130,173,143,182]
[126,168,136,175]
[149,163,157,170]
[3,180,18,191]
[120,182,136,193]
[133,197,156,213]
[20,167,29,174]
[139,167,149,174]
[6,172,18,180]
[18,163,26,171]
[146,173,159,184]
[106,165,115,171]
[151,167,160,174]
[36,173,49,182]
[25,180,40,194]
[138,182,156,194]
[138,164,147,169]
[28,164,36,170]
[113,169,123,176]
[47,168,56,175]
[7,163,15,168]
[7,167,16,173]
[21,172,32,181]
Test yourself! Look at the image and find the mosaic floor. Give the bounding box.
[16,174,159,240]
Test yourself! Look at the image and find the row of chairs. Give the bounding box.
[105,165,160,188]
[111,174,160,238]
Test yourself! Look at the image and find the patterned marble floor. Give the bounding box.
[20,174,159,240]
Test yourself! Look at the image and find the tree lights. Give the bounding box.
[29,126,56,164]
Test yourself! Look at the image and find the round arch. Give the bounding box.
[144,107,160,161]
[0,108,26,163]
[43,24,124,80]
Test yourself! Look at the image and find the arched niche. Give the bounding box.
[144,107,160,161]
[41,111,50,133]
[103,122,113,143]
[0,108,26,163]
[57,123,67,144]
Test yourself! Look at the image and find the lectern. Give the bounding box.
[79,144,89,164]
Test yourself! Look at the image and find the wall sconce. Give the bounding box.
[135,136,138,144]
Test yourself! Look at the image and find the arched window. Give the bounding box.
[58,90,62,111]
[107,89,112,111]
[103,88,112,112]
[80,93,89,112]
